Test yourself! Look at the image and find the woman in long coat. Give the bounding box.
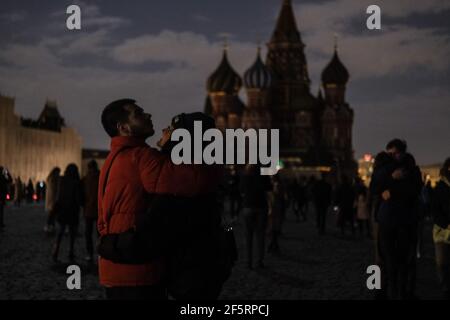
[52,164,82,262]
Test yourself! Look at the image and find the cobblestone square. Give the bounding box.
[0,203,443,300]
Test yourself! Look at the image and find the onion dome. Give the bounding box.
[244,47,273,89]
[321,49,349,85]
[207,49,242,94]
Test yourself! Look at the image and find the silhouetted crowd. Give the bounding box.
[0,161,100,265]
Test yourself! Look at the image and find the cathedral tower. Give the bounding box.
[266,0,318,155]
[321,44,356,176]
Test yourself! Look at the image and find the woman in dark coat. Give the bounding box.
[268,174,284,255]
[431,158,450,299]
[335,175,356,236]
[52,163,82,262]
[82,160,100,262]
[0,166,12,229]
[44,167,60,234]
[97,112,230,300]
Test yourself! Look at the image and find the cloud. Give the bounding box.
[50,1,128,30]
[58,29,111,55]
[0,28,259,152]
[44,1,129,57]
[294,0,450,33]
[111,30,257,72]
[0,1,448,165]
[192,14,211,23]
[0,43,60,69]
[292,0,450,84]
[0,12,27,23]
[83,16,128,29]
[305,25,450,83]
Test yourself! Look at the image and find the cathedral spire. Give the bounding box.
[223,35,229,53]
[266,0,310,92]
[334,33,339,51]
[270,0,301,44]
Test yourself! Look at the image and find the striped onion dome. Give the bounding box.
[244,48,273,89]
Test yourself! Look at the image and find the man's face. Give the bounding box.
[387,147,402,161]
[120,104,154,138]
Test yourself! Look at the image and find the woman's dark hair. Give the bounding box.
[47,167,60,180]
[161,112,216,157]
[373,151,392,170]
[441,157,450,177]
[101,99,135,137]
[64,163,80,181]
[402,152,416,167]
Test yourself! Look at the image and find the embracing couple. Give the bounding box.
[97,99,233,300]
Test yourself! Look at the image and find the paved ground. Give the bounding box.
[0,202,444,300]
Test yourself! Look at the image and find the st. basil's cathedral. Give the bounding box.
[204,0,357,178]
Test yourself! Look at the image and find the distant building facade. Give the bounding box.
[420,163,442,187]
[204,0,357,179]
[358,154,375,186]
[0,94,82,183]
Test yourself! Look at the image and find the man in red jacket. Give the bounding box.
[98,99,219,300]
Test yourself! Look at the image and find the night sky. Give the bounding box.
[0,0,449,164]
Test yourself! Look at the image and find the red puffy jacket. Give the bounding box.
[97,136,222,287]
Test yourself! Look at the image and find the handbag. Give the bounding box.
[433,224,450,245]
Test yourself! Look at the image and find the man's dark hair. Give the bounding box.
[101,99,136,137]
[386,139,407,153]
